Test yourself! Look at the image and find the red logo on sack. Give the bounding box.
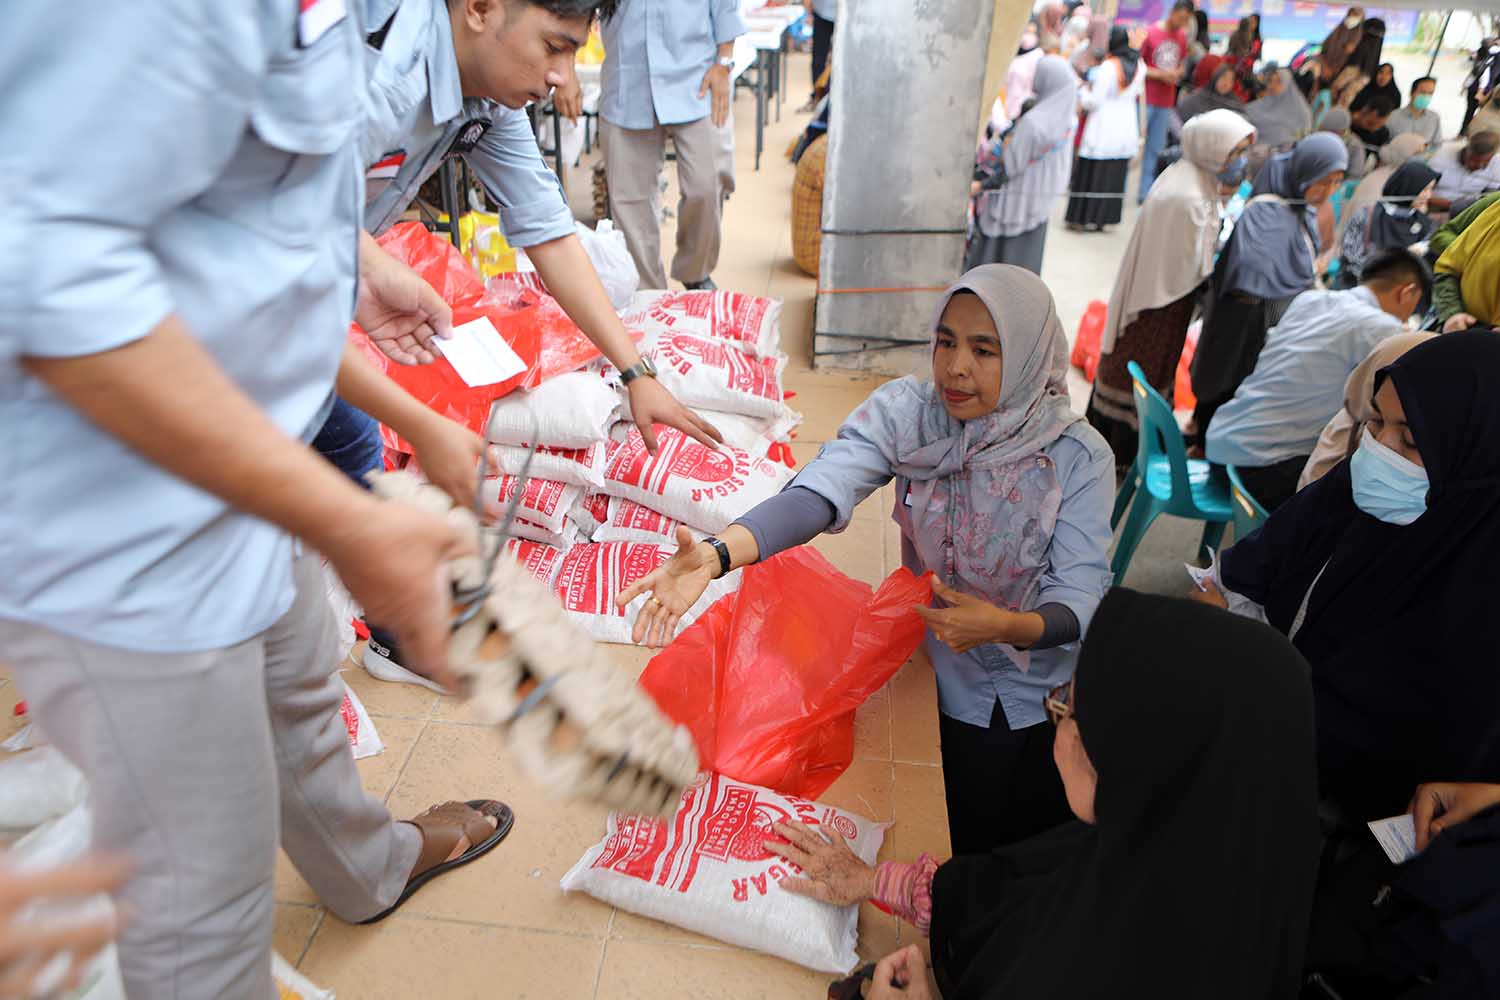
[339,694,360,744]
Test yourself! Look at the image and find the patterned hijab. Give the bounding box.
[794,266,1089,621]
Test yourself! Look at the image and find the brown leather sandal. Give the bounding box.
[358,799,514,924]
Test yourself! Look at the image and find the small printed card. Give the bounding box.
[1367,813,1418,865]
[437,317,526,388]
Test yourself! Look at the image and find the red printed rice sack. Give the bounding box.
[626,290,783,358]
[570,491,613,538]
[593,498,708,546]
[553,542,738,644]
[561,773,884,972]
[481,475,581,547]
[696,409,801,461]
[649,333,791,423]
[492,442,607,490]
[504,538,565,588]
[602,428,794,534]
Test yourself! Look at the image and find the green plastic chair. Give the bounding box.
[1109,362,1234,580]
[1224,464,1270,543]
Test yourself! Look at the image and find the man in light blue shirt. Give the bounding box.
[0,4,511,995]
[337,0,726,681]
[600,0,747,288]
[1206,249,1430,510]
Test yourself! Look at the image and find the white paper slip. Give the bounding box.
[437,317,526,388]
[1368,813,1418,865]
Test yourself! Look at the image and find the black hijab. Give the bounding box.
[1351,62,1401,113]
[1222,332,1500,821]
[1368,160,1439,249]
[1346,19,1387,81]
[928,589,1320,1000]
[1108,25,1139,85]
[1179,63,1245,122]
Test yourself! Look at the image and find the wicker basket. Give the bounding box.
[790,134,828,277]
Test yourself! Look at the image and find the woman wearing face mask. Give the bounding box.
[620,266,1115,855]
[1336,160,1439,283]
[1190,132,1348,439]
[1087,109,1256,472]
[767,589,1320,1000]
[1196,332,1500,822]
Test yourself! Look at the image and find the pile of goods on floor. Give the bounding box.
[355,223,802,652]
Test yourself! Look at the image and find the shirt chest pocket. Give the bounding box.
[206,23,361,246]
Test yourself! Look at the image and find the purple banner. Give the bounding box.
[1112,0,1417,45]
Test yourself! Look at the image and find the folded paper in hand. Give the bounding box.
[1367,813,1418,865]
[436,317,527,387]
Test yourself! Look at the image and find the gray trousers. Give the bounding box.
[0,554,421,1000]
[602,111,734,289]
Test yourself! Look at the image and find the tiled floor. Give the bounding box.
[268,52,946,998]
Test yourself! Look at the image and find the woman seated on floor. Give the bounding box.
[620,265,1114,855]
[1335,160,1439,285]
[765,589,1321,1000]
[1195,332,1500,823]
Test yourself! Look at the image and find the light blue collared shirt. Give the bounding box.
[0,1,362,652]
[811,0,836,22]
[599,0,748,130]
[1206,286,1404,469]
[360,0,575,244]
[792,426,1115,730]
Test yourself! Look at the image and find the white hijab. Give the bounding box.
[1102,109,1256,353]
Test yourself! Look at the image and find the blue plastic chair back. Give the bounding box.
[1127,361,1196,511]
[1225,464,1270,541]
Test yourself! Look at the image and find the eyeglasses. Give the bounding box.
[1045,679,1075,726]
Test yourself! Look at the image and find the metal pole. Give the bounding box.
[1427,10,1453,77]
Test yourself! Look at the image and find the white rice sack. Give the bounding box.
[603,428,795,534]
[650,333,792,423]
[481,475,581,535]
[561,773,885,973]
[618,296,715,343]
[594,498,708,547]
[504,538,566,588]
[338,679,384,760]
[492,442,607,490]
[569,490,612,538]
[696,408,801,460]
[553,541,738,644]
[486,371,621,449]
[625,290,783,358]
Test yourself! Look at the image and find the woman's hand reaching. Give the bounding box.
[616,526,717,647]
[764,821,876,907]
[913,581,1020,653]
[1188,579,1230,610]
[1409,782,1500,852]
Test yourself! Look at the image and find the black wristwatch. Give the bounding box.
[704,536,732,579]
[619,356,659,386]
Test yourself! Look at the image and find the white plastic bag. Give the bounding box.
[625,290,783,358]
[561,773,885,973]
[485,371,621,449]
[0,746,87,832]
[552,541,738,644]
[593,498,707,547]
[338,679,384,760]
[575,220,639,310]
[603,428,795,534]
[492,442,607,490]
[274,952,336,1000]
[321,560,360,663]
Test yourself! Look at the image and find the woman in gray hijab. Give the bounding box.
[967,56,1080,274]
[1244,68,1313,151]
[1190,132,1348,438]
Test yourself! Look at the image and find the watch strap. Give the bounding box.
[618,357,657,385]
[705,537,732,579]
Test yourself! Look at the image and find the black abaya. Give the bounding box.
[929,589,1321,1000]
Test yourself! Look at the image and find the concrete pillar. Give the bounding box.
[814,0,1028,374]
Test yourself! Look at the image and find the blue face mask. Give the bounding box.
[1349,427,1429,525]
[1216,155,1248,186]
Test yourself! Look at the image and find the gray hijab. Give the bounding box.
[792,265,1090,632]
[1217,132,1348,299]
[1244,69,1312,149]
[979,56,1079,237]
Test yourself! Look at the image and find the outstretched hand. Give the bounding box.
[764,821,876,907]
[912,580,1005,654]
[616,526,717,647]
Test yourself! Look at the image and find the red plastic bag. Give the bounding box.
[639,547,932,799]
[1070,300,1107,382]
[377,222,486,308]
[1174,321,1200,413]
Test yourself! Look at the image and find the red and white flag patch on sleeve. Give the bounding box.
[299,0,347,47]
